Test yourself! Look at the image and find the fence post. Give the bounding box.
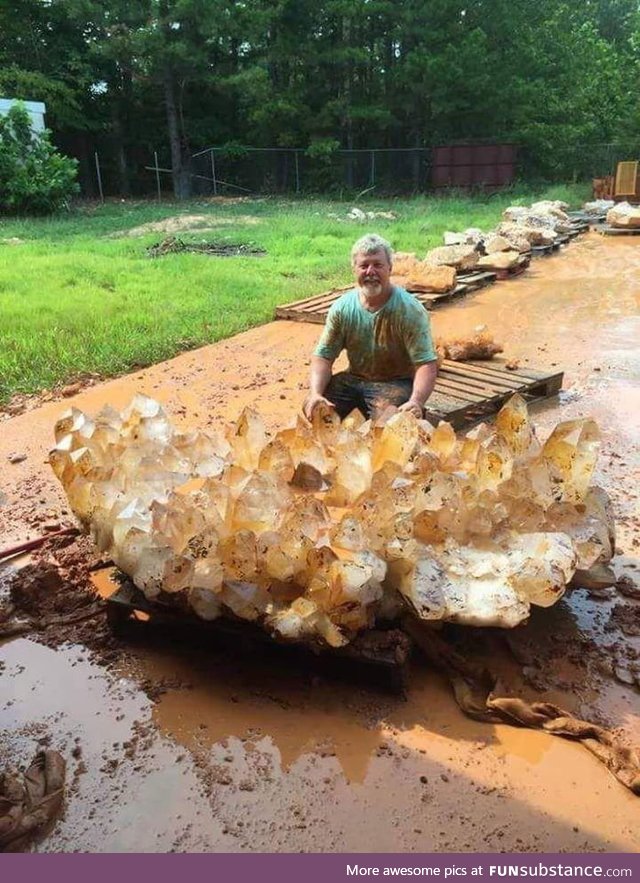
[94,151,104,203]
[210,150,218,197]
[370,150,375,187]
[153,151,161,201]
[295,150,300,193]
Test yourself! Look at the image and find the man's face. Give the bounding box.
[353,249,392,296]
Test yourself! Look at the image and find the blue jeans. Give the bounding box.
[324,371,414,420]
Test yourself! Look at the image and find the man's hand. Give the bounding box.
[303,393,335,422]
[398,398,423,419]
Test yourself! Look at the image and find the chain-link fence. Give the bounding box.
[519,141,640,183]
[185,147,431,197]
[80,142,640,200]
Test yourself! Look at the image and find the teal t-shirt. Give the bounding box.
[314,286,437,381]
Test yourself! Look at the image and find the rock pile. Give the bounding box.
[606,201,640,228]
[583,199,614,216]
[437,199,575,268]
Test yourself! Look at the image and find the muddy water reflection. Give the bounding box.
[0,638,221,852]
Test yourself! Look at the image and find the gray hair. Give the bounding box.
[351,233,393,265]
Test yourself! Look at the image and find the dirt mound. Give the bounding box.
[2,534,120,665]
[608,603,640,637]
[118,214,261,238]
[9,562,64,614]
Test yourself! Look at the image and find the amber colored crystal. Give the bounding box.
[50,393,614,644]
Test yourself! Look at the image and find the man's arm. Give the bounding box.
[303,355,336,421]
[398,361,438,418]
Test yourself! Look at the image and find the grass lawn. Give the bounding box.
[0,183,589,404]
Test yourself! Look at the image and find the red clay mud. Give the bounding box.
[1,232,639,851]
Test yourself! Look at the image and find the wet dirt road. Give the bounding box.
[1,232,639,852]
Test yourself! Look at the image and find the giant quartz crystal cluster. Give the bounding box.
[50,395,614,646]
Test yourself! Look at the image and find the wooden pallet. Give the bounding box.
[568,211,606,226]
[275,271,499,324]
[569,220,590,234]
[455,269,498,291]
[487,254,531,280]
[425,360,564,429]
[276,285,460,323]
[598,224,640,236]
[106,577,411,693]
[531,242,559,256]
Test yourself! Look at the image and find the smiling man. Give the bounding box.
[303,233,438,421]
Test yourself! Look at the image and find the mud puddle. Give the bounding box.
[1,231,639,851]
[5,625,629,853]
[0,639,221,852]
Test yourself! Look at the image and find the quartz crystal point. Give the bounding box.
[542,418,600,503]
[50,394,614,643]
[372,411,419,470]
[495,393,538,458]
[228,407,267,471]
[324,434,372,506]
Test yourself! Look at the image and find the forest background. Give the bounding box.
[1,0,639,197]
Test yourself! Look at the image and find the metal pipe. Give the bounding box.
[0,527,79,564]
[94,152,104,203]
[211,150,217,197]
[154,150,161,201]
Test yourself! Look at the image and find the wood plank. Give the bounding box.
[275,308,325,324]
[424,389,469,412]
[441,361,525,386]
[440,364,525,391]
[599,224,640,236]
[437,371,517,397]
[433,379,491,402]
[436,372,502,398]
[456,270,498,290]
[531,244,554,255]
[458,271,496,283]
[431,386,480,403]
[439,364,517,389]
[298,297,338,312]
[277,285,351,311]
[442,360,560,386]
[442,360,525,383]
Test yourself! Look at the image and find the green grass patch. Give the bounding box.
[0,184,590,403]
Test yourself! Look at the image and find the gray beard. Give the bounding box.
[360,280,383,298]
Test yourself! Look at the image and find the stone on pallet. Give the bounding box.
[483,234,512,253]
[424,244,479,271]
[606,201,640,228]
[477,251,521,271]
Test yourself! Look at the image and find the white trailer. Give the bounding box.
[0,98,47,132]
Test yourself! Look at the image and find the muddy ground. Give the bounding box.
[0,232,639,852]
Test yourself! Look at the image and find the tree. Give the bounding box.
[0,103,79,213]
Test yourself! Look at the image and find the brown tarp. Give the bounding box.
[405,620,640,796]
[0,750,66,852]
